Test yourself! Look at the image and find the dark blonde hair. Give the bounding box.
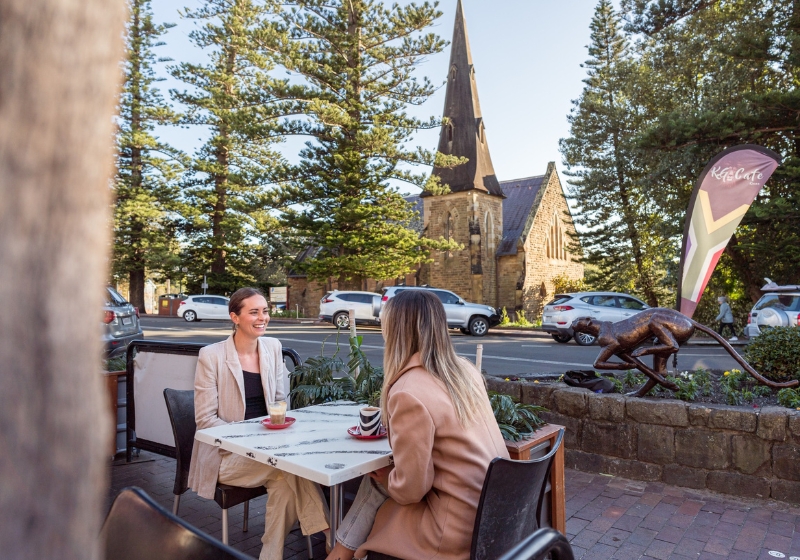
[380,290,484,426]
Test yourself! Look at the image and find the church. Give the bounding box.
[288,1,583,320]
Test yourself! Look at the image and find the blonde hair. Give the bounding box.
[380,290,485,426]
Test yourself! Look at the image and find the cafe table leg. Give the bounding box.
[328,483,344,550]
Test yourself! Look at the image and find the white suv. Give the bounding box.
[541,292,650,345]
[379,286,500,336]
[319,291,381,329]
[743,281,800,338]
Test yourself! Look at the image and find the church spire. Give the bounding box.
[427,0,503,197]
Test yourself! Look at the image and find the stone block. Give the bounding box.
[687,404,711,427]
[757,407,787,441]
[675,429,730,469]
[709,406,757,433]
[587,393,626,423]
[662,464,707,489]
[638,424,675,465]
[603,457,663,482]
[627,399,688,427]
[771,479,800,504]
[731,435,771,475]
[773,444,800,481]
[565,449,606,474]
[485,376,520,400]
[540,411,581,449]
[521,382,555,408]
[552,387,587,417]
[707,471,770,499]
[788,411,800,439]
[582,422,636,459]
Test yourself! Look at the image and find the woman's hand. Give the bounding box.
[368,466,393,488]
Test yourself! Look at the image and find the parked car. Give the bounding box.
[379,286,500,336]
[177,295,231,322]
[319,291,381,329]
[103,286,143,357]
[743,281,800,338]
[541,292,650,345]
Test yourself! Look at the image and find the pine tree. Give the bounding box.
[268,0,458,288]
[560,0,672,306]
[114,0,182,312]
[170,0,295,293]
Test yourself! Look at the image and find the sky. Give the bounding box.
[150,0,602,195]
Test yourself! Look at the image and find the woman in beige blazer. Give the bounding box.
[187,287,329,560]
[326,290,508,560]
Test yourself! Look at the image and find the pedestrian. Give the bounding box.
[715,295,737,341]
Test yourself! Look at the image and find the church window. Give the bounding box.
[447,122,453,143]
[445,212,455,258]
[484,211,495,251]
[450,64,457,81]
[546,212,568,261]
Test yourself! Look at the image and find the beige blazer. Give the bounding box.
[187,335,287,499]
[356,353,509,560]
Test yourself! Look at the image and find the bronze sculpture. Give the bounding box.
[571,308,799,397]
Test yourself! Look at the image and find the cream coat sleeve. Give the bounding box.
[273,341,286,402]
[194,349,229,430]
[385,389,436,505]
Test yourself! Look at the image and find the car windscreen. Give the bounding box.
[547,295,572,306]
[755,294,800,312]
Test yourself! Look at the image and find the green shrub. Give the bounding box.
[104,356,127,372]
[515,310,532,328]
[744,327,800,383]
[488,391,547,442]
[777,388,800,409]
[499,307,511,326]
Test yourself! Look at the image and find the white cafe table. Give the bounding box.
[194,401,392,549]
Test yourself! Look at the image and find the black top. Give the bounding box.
[243,370,267,420]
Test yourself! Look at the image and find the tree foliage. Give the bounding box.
[114,0,182,311]
[267,0,459,286]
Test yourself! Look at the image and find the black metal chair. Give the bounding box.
[368,428,565,560]
[102,486,252,560]
[163,389,267,545]
[497,528,574,560]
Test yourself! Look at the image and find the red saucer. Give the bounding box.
[347,425,388,439]
[261,417,296,430]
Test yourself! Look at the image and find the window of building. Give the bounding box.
[445,212,455,258]
[546,212,568,261]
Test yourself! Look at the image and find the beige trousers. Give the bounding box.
[219,453,329,560]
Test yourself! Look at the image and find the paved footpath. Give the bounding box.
[109,452,800,559]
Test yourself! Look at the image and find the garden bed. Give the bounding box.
[486,374,800,505]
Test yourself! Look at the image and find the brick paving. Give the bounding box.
[109,452,800,559]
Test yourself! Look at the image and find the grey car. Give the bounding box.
[379,286,500,336]
[103,286,143,357]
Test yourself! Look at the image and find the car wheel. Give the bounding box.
[183,310,197,322]
[469,316,489,337]
[333,312,350,330]
[551,333,572,343]
[574,331,596,346]
[460,327,470,335]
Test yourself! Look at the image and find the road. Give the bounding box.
[139,317,745,377]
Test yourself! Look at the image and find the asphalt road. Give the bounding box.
[140,317,746,377]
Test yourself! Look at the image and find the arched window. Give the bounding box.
[444,212,455,258]
[484,210,495,251]
[450,64,457,81]
[446,122,454,143]
[546,212,568,261]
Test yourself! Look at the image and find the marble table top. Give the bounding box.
[194,401,393,486]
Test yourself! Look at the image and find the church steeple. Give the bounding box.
[427,0,503,197]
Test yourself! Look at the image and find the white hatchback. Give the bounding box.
[319,291,381,329]
[177,295,231,322]
[743,282,800,338]
[541,292,650,345]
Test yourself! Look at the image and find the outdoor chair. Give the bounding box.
[163,388,313,557]
[496,528,574,560]
[101,486,252,560]
[368,428,564,560]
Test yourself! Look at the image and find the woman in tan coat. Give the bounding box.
[187,287,329,560]
[327,290,509,560]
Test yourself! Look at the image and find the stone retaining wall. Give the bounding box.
[486,376,800,504]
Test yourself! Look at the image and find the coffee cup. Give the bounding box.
[269,400,287,425]
[359,406,382,436]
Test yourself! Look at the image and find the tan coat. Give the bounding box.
[356,354,509,560]
[187,335,287,499]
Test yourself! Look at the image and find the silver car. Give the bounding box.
[743,282,800,338]
[379,286,500,336]
[541,292,650,345]
[103,286,143,357]
[319,291,382,329]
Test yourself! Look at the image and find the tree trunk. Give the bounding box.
[0,1,126,559]
[725,234,763,303]
[129,267,146,313]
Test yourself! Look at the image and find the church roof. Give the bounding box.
[497,175,547,256]
[426,0,503,198]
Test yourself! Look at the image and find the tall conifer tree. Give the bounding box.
[114,0,182,312]
[268,0,458,288]
[560,0,671,306]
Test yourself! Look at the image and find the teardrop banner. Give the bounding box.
[677,145,781,318]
